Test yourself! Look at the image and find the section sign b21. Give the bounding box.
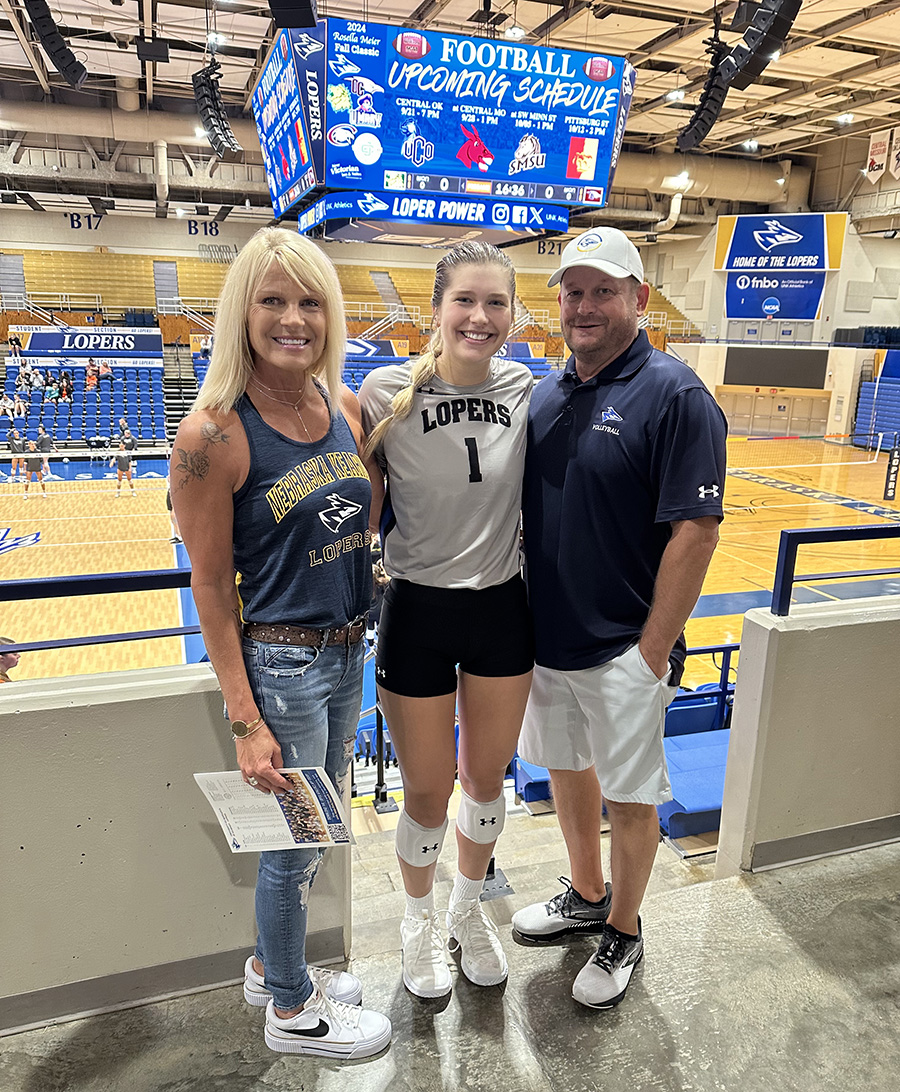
[251,29,318,217]
[321,18,633,204]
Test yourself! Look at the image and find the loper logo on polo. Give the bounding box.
[593,405,623,436]
[698,484,720,499]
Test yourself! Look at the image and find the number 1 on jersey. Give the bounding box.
[464,437,483,483]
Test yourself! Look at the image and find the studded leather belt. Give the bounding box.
[243,615,367,649]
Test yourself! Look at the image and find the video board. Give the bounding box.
[251,30,317,217]
[253,20,634,220]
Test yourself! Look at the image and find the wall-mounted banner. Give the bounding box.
[866,130,891,185]
[299,190,569,233]
[889,129,900,181]
[9,326,164,359]
[714,212,847,271]
[251,29,317,217]
[724,271,826,320]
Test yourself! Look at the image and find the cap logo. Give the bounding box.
[575,232,603,253]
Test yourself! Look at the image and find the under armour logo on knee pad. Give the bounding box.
[479,817,497,826]
[423,843,439,853]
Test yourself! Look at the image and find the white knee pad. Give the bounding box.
[395,811,448,867]
[456,789,506,845]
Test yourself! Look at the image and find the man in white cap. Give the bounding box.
[513,227,727,1010]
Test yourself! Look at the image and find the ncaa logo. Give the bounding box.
[575,232,602,252]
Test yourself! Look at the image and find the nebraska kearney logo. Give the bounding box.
[0,527,41,555]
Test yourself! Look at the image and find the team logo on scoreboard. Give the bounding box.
[347,76,383,129]
[456,124,494,172]
[508,134,546,175]
[358,192,390,215]
[583,188,605,204]
[566,137,599,181]
[383,170,409,190]
[582,56,614,82]
[401,121,435,168]
[353,132,383,166]
[293,32,324,61]
[327,124,357,147]
[392,32,431,59]
[329,55,360,77]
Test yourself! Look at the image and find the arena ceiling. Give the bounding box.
[1,0,898,224]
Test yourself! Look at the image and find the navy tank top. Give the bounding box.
[232,393,372,628]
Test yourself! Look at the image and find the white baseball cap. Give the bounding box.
[547,228,644,287]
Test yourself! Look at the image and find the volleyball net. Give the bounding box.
[726,432,889,471]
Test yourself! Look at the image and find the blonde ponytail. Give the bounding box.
[364,332,443,458]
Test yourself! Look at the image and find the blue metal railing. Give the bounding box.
[771,525,900,616]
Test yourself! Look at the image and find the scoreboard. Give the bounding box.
[252,18,635,225]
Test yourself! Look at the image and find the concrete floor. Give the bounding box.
[2,804,898,1092]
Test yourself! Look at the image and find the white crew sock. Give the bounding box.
[405,890,435,920]
[450,871,484,908]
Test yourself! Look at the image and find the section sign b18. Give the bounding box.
[322,18,634,204]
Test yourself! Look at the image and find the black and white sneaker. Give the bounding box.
[264,990,391,1059]
[511,877,612,944]
[572,919,644,1009]
[243,956,363,1008]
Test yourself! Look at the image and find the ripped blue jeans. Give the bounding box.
[242,636,363,1010]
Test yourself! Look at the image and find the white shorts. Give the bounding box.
[518,642,678,805]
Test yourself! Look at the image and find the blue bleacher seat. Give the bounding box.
[658,729,731,839]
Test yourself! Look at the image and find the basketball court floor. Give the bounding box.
[1,437,898,685]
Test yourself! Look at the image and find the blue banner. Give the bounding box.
[299,189,568,234]
[715,212,847,272]
[10,326,164,359]
[251,29,317,217]
[725,272,826,320]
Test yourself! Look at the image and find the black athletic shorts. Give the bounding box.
[376,574,534,698]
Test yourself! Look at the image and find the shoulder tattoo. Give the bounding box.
[173,421,230,490]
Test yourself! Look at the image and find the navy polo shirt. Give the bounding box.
[523,330,727,672]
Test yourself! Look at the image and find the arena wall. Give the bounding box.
[716,596,900,877]
[0,666,351,1034]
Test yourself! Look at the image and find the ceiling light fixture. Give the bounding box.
[666,88,685,102]
[504,23,526,39]
[835,112,854,125]
[743,138,759,151]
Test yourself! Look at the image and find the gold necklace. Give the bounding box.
[248,379,314,442]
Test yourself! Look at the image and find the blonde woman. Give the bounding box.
[359,242,534,999]
[170,228,390,1061]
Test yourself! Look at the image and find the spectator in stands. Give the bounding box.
[59,373,73,401]
[23,440,47,498]
[30,368,45,391]
[36,424,57,475]
[12,391,27,418]
[7,335,22,358]
[43,378,60,405]
[170,227,391,1060]
[0,637,20,683]
[8,428,25,482]
[0,393,14,421]
[359,242,533,999]
[199,334,212,359]
[15,367,32,392]
[511,229,727,1011]
[111,440,135,498]
[85,359,99,389]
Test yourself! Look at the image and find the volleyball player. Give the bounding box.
[359,243,534,999]
[23,441,47,498]
[112,440,136,498]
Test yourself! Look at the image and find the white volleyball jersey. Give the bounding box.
[359,359,533,590]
